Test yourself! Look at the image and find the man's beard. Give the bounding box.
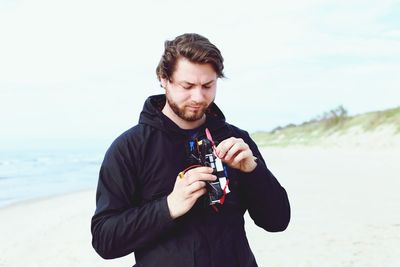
[166,94,212,122]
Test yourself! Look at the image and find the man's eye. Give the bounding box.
[182,85,192,89]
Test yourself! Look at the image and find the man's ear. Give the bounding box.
[160,78,168,89]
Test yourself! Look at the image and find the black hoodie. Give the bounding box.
[91,94,290,267]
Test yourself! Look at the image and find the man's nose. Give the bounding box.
[190,87,205,103]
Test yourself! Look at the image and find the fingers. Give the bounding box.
[215,137,257,172]
[184,167,216,184]
[230,150,252,165]
[216,137,249,161]
[224,142,248,161]
[175,176,209,202]
[193,166,214,174]
[174,166,215,199]
[168,167,213,219]
[189,187,207,200]
[185,180,207,195]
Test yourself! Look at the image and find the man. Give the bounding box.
[91,33,290,267]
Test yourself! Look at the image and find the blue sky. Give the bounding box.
[1,0,399,148]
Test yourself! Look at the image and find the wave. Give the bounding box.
[0,150,102,207]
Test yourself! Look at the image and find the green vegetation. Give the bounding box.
[252,106,400,147]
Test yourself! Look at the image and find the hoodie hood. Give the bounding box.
[138,94,226,136]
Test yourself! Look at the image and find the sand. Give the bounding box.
[0,190,134,267]
[1,146,399,267]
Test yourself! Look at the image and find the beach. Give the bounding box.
[1,146,399,267]
[249,147,400,266]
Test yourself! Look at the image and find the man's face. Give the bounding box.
[162,58,217,122]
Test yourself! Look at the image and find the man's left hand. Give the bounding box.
[215,137,257,173]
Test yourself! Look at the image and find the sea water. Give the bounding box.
[0,147,105,208]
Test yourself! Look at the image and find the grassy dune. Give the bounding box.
[252,106,400,147]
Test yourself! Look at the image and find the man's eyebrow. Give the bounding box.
[179,80,215,85]
[203,80,215,85]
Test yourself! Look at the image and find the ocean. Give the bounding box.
[0,147,105,208]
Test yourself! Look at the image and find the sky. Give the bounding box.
[1,0,399,149]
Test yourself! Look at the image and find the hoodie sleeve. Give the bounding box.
[238,131,291,232]
[91,136,175,259]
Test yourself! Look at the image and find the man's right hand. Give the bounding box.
[167,166,216,219]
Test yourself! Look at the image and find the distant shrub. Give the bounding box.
[269,105,349,133]
[311,105,348,129]
[285,123,297,128]
[322,105,347,120]
[365,106,400,131]
[271,123,296,133]
[294,105,349,130]
[271,126,283,133]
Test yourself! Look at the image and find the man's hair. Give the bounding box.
[156,33,225,82]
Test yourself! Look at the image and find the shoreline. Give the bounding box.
[1,144,397,210]
[0,186,97,210]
